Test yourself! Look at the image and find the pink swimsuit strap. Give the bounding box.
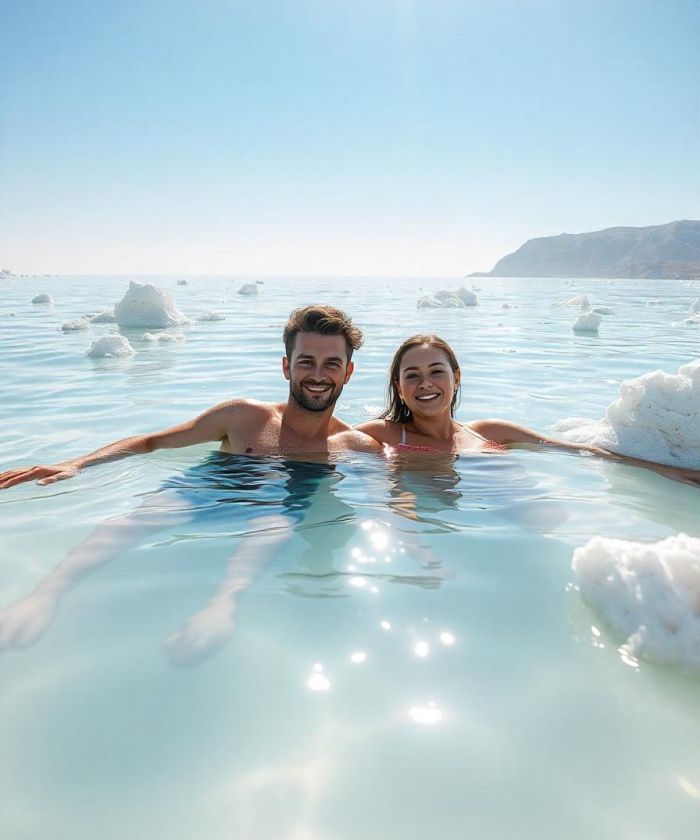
[392,424,505,453]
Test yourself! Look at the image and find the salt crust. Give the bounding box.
[592,305,614,315]
[572,311,602,332]
[197,310,226,321]
[114,281,189,328]
[86,334,135,358]
[31,293,52,304]
[552,359,700,468]
[572,534,700,673]
[238,283,259,295]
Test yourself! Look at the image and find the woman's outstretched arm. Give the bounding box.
[468,419,700,487]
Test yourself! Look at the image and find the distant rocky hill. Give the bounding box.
[474,220,700,279]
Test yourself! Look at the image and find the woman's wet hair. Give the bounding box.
[283,305,363,361]
[380,334,461,423]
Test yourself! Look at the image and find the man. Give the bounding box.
[0,305,382,660]
[0,304,380,490]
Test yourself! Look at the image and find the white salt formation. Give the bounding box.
[197,310,226,321]
[553,358,700,468]
[177,279,188,286]
[572,311,602,333]
[238,283,259,295]
[114,281,189,328]
[86,334,135,358]
[31,293,52,304]
[61,318,90,331]
[557,294,589,308]
[572,534,700,674]
[690,297,700,313]
[453,287,479,306]
[592,305,614,315]
[141,331,185,343]
[502,302,517,309]
[646,299,664,306]
[89,310,117,323]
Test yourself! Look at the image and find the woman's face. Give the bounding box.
[396,344,460,420]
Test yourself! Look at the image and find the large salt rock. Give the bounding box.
[89,310,117,323]
[552,358,700,468]
[177,279,188,286]
[572,533,700,673]
[32,293,52,304]
[453,286,479,306]
[572,311,602,333]
[417,295,444,308]
[434,290,466,307]
[592,305,614,315]
[114,281,189,328]
[238,283,258,295]
[86,334,135,358]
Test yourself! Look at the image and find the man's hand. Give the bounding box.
[0,463,79,489]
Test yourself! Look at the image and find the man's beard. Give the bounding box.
[290,380,340,413]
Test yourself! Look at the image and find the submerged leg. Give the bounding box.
[165,513,294,667]
[0,490,195,651]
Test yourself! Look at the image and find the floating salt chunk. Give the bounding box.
[591,305,614,315]
[434,290,466,307]
[177,279,188,286]
[61,318,90,331]
[114,281,189,328]
[646,299,664,306]
[502,302,517,309]
[31,293,52,304]
[417,295,444,308]
[238,283,259,295]
[89,309,117,323]
[453,286,478,306]
[572,311,602,333]
[86,334,135,358]
[556,294,589,308]
[141,331,184,343]
[197,310,226,321]
[690,297,700,313]
[572,534,700,673]
[552,358,700,468]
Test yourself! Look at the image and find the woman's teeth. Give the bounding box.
[416,394,439,401]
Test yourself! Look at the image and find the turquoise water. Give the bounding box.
[1,275,699,839]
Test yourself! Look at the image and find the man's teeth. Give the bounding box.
[305,384,330,392]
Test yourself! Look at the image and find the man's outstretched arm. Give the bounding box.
[0,400,239,489]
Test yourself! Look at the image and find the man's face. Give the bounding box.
[283,332,354,413]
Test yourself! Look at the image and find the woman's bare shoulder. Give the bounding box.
[354,419,399,444]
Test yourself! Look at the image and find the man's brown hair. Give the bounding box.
[283,305,363,361]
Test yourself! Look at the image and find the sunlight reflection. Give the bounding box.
[307,663,331,692]
[350,651,367,664]
[409,702,442,726]
[677,776,700,800]
[439,632,455,646]
[380,620,392,630]
[414,641,430,658]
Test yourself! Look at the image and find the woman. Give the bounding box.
[356,334,700,484]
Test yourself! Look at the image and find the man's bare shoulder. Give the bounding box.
[329,428,383,453]
[208,398,284,421]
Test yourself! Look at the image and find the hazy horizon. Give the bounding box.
[2,0,699,276]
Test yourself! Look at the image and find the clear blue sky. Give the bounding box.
[1,0,698,275]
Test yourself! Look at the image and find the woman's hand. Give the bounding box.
[0,463,79,489]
